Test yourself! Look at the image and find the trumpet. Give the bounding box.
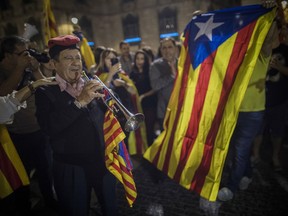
[82,72,145,132]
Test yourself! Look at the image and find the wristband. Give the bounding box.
[74,100,84,109]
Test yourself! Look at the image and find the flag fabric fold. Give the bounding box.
[43,0,58,45]
[0,125,29,199]
[103,95,137,206]
[144,5,276,201]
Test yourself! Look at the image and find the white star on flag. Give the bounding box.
[194,16,224,41]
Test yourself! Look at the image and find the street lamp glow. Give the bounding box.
[71,17,78,24]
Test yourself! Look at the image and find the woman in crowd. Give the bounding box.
[130,50,157,146]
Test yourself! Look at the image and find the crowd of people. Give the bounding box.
[0,1,287,216]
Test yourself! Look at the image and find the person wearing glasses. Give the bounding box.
[0,35,57,215]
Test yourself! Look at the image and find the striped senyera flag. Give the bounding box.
[43,0,58,45]
[144,5,276,201]
[97,72,148,155]
[103,98,137,206]
[0,125,29,198]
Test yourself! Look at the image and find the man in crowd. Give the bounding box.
[0,35,56,215]
[149,37,178,130]
[217,2,280,201]
[35,35,118,216]
[119,41,134,75]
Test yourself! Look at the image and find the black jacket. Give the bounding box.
[35,85,106,168]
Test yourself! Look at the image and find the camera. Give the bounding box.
[111,58,119,66]
[28,48,50,63]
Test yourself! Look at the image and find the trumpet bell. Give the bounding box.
[125,113,145,132]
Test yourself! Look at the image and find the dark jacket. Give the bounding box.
[35,85,106,168]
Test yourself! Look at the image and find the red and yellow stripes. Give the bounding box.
[104,110,137,206]
[98,72,148,155]
[0,125,29,199]
[43,0,58,46]
[144,8,275,201]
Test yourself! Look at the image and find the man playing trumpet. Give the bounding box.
[35,35,118,216]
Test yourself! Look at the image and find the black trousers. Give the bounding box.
[53,159,118,216]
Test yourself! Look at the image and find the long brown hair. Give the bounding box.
[95,47,118,73]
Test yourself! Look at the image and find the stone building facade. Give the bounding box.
[0,0,258,53]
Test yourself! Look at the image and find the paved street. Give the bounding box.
[30,139,288,216]
[113,150,288,216]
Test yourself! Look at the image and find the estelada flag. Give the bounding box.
[143,5,276,201]
[103,100,137,207]
[0,125,29,198]
[43,0,58,45]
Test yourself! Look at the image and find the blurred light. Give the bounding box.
[124,37,141,43]
[71,17,78,24]
[160,32,179,38]
[88,42,95,46]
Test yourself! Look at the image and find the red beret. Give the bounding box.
[48,35,80,59]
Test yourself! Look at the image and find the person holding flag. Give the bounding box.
[217,0,280,202]
[35,35,119,216]
[143,0,279,207]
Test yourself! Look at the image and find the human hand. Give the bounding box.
[270,54,284,70]
[109,63,121,76]
[113,78,126,87]
[270,58,280,69]
[248,78,266,93]
[76,80,104,106]
[33,77,57,88]
[168,60,177,78]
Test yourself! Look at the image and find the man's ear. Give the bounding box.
[50,59,57,70]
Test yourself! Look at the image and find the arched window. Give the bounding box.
[122,14,141,44]
[158,7,178,39]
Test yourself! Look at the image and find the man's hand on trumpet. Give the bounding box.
[76,80,104,107]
